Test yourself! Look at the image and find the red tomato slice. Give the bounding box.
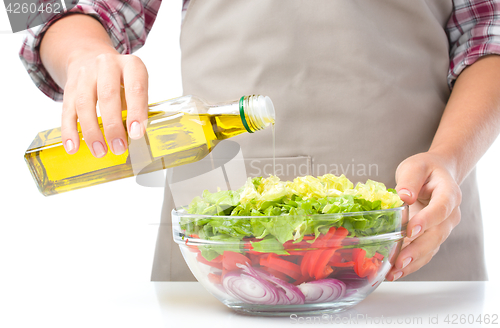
[222,251,251,271]
[260,254,302,280]
[196,253,223,270]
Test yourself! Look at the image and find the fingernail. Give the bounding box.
[65,139,74,153]
[129,121,142,139]
[402,257,412,269]
[398,189,412,198]
[410,225,422,238]
[393,271,403,281]
[92,141,106,158]
[112,138,126,155]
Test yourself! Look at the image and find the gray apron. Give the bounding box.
[151,0,487,281]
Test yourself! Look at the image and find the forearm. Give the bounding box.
[429,55,500,184]
[39,14,117,88]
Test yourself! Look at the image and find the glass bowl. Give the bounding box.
[172,205,408,316]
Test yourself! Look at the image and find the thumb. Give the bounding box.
[395,158,430,205]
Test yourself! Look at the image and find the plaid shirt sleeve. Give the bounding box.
[22,0,500,99]
[19,0,162,102]
[447,0,500,88]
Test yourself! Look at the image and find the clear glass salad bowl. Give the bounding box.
[172,205,408,316]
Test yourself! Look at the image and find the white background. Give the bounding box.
[0,1,499,326]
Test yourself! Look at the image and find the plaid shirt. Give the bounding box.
[19,0,500,101]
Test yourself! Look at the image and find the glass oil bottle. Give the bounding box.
[24,95,275,196]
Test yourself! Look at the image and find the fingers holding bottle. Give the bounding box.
[61,61,108,158]
[97,54,128,155]
[61,53,150,157]
[122,55,149,140]
[61,76,80,155]
[74,65,108,158]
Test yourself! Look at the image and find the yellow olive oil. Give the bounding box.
[25,95,275,196]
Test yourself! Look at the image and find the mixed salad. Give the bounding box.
[179,174,404,305]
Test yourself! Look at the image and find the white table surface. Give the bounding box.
[2,281,498,328]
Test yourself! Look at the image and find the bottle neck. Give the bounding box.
[208,95,275,133]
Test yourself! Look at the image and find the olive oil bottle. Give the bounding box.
[25,95,275,196]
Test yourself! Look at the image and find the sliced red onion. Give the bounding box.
[222,270,281,305]
[331,272,366,298]
[265,275,305,305]
[298,279,346,303]
[344,289,359,298]
[238,264,305,305]
[276,288,289,305]
[221,263,306,305]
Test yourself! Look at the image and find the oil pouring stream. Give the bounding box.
[24,95,275,196]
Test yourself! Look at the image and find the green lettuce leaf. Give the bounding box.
[181,175,403,260]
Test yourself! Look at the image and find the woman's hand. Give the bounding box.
[39,14,149,158]
[385,152,462,281]
[62,51,149,157]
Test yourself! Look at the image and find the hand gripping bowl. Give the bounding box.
[172,205,408,316]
